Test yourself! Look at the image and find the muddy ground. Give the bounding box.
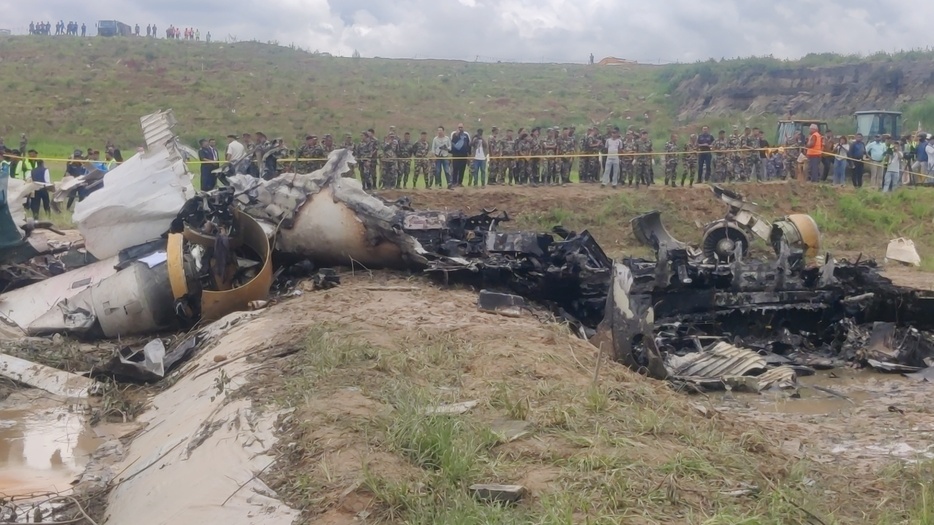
[248,271,932,524]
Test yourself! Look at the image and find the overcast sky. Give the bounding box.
[5,0,924,63]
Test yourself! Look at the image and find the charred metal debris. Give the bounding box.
[603,186,934,392]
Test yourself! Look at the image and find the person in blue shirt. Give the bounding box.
[64,150,87,210]
[848,133,867,188]
[29,159,51,219]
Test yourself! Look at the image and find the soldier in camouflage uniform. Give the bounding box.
[528,128,542,185]
[619,130,634,185]
[341,133,354,178]
[634,130,652,187]
[579,128,592,182]
[294,134,318,173]
[397,131,413,188]
[744,127,759,181]
[727,126,743,182]
[322,134,334,155]
[681,134,698,186]
[380,132,399,189]
[713,130,730,183]
[558,127,573,185]
[593,125,613,176]
[586,128,603,182]
[515,130,532,184]
[541,128,559,185]
[412,131,431,188]
[784,132,800,181]
[487,127,501,185]
[359,130,378,190]
[664,133,679,187]
[502,129,517,185]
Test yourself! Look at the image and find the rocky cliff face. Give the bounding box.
[673,60,934,121]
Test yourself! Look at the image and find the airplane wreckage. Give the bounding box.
[2,110,934,391]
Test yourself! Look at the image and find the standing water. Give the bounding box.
[0,396,100,497]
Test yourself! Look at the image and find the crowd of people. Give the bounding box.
[4,122,930,222]
[203,124,934,192]
[25,20,210,42]
[29,21,85,36]
[0,138,124,220]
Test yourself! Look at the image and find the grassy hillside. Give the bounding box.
[0,36,675,153]
[4,36,934,159]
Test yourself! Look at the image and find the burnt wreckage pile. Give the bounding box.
[406,212,612,330]
[601,187,934,391]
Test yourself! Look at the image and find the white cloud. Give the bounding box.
[0,0,927,63]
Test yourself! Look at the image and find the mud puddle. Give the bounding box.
[0,393,100,497]
[714,369,934,468]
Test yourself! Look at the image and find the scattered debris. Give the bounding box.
[885,238,921,267]
[904,366,934,382]
[312,269,340,290]
[0,352,93,398]
[719,482,760,497]
[469,483,527,504]
[631,185,821,264]
[423,400,479,415]
[477,290,528,318]
[490,419,532,442]
[102,335,200,383]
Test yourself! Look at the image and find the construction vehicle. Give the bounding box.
[854,110,901,138]
[97,20,132,37]
[775,119,828,145]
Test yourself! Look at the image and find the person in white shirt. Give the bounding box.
[431,126,452,188]
[601,128,623,187]
[225,134,246,163]
[469,128,488,187]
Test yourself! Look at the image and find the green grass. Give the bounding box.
[258,322,934,524]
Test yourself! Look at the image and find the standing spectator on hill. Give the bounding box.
[81,23,86,37]
[198,138,218,190]
[601,128,622,188]
[882,142,903,193]
[206,31,211,43]
[431,126,452,188]
[696,126,713,183]
[848,133,866,188]
[904,134,918,185]
[925,135,934,182]
[866,134,886,188]
[832,136,849,186]
[469,128,488,187]
[820,130,835,182]
[152,24,157,37]
[135,24,140,36]
[914,133,928,183]
[805,124,823,182]
[450,124,470,188]
[28,160,51,220]
[225,133,246,166]
[756,129,769,182]
[412,131,431,188]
